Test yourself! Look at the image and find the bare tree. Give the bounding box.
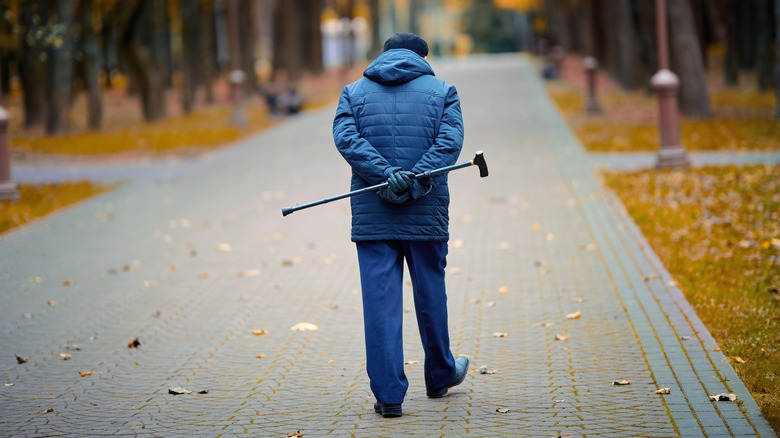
[45,0,74,135]
[18,0,47,127]
[668,0,712,116]
[77,0,103,130]
[116,0,167,122]
[775,0,780,119]
[180,0,202,113]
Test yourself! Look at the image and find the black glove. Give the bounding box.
[378,187,410,204]
[387,171,414,194]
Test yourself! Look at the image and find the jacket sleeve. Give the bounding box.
[410,85,464,176]
[333,86,395,185]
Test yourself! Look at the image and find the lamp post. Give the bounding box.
[583,57,602,114]
[652,0,689,168]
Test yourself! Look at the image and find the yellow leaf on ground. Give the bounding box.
[290,322,318,331]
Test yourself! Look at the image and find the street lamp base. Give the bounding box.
[0,181,19,200]
[656,145,690,168]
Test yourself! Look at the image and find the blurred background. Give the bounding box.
[0,0,776,138]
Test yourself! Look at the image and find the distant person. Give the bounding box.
[332,32,469,418]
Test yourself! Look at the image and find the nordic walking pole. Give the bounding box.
[282,151,489,217]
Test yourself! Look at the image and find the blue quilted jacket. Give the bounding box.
[333,49,464,241]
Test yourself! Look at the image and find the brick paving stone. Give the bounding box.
[1,54,776,437]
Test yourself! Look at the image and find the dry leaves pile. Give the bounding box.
[1,182,115,235]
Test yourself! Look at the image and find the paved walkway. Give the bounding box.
[1,54,776,437]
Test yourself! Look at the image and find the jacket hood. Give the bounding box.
[363,49,435,85]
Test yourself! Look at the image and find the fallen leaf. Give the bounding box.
[680,336,691,341]
[732,356,746,364]
[127,338,141,349]
[493,332,508,338]
[44,300,57,307]
[244,268,261,277]
[287,431,303,438]
[15,355,29,364]
[79,371,92,377]
[4,382,13,387]
[566,311,582,320]
[290,322,318,331]
[43,407,54,414]
[531,223,542,231]
[709,393,737,402]
[655,388,671,394]
[545,233,554,241]
[216,243,232,253]
[168,387,192,395]
[532,322,555,327]
[61,279,74,287]
[496,408,510,413]
[498,286,510,294]
[59,353,72,361]
[65,344,80,351]
[612,380,631,385]
[486,301,496,308]
[252,330,268,336]
[713,347,721,352]
[255,354,266,359]
[405,360,420,365]
[451,239,464,248]
[197,389,209,394]
[479,365,497,375]
[282,257,303,266]
[555,333,569,341]
[328,360,336,364]
[198,272,209,279]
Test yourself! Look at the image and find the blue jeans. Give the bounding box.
[356,240,457,404]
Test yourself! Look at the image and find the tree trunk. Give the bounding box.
[723,0,740,86]
[201,0,216,103]
[755,0,773,90]
[303,0,323,74]
[738,0,756,69]
[238,0,258,93]
[635,0,658,90]
[272,0,302,82]
[18,0,47,128]
[116,0,167,122]
[77,0,103,130]
[775,0,780,119]
[668,0,712,116]
[180,0,201,113]
[612,0,643,89]
[368,0,382,58]
[45,0,74,135]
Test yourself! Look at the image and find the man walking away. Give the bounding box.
[333,32,470,418]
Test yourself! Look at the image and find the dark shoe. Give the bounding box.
[374,402,402,418]
[427,355,470,398]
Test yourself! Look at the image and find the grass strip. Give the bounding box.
[603,165,780,431]
[1,181,116,235]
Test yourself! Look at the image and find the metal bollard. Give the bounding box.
[0,106,19,200]
[583,57,603,114]
[229,69,248,127]
[652,70,689,168]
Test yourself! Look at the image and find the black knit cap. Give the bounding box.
[383,32,429,57]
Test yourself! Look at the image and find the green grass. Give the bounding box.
[603,165,780,431]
